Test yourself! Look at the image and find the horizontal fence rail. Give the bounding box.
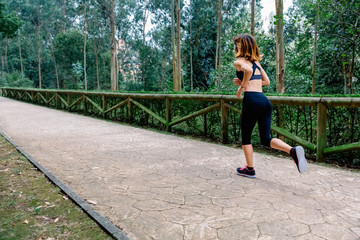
[1,87,360,163]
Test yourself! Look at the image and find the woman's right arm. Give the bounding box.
[234,59,252,87]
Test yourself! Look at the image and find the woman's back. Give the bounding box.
[234,57,269,92]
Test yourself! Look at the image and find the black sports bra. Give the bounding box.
[235,61,262,81]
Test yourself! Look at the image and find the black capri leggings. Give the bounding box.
[241,91,273,147]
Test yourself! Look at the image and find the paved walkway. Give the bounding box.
[0,96,359,240]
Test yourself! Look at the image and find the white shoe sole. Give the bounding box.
[237,173,256,178]
[296,146,308,173]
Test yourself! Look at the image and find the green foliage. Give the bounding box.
[0,1,21,38]
[0,0,359,95]
[53,30,85,89]
[0,72,32,88]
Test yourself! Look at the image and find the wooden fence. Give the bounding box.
[1,87,360,162]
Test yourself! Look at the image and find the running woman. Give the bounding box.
[233,33,307,178]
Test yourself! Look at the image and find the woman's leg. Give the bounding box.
[257,97,292,154]
[241,94,257,167]
[270,138,292,154]
[242,144,254,167]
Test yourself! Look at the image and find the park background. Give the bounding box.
[0,0,359,168]
[0,0,359,94]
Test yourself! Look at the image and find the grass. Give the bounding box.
[0,136,114,240]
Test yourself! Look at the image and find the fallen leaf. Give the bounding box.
[54,217,59,223]
[62,196,68,200]
[0,168,9,172]
[35,206,43,210]
[45,202,50,206]
[24,219,29,224]
[42,216,50,221]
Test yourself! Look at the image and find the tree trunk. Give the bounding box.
[125,44,136,83]
[340,5,347,94]
[349,5,360,94]
[48,31,59,89]
[171,0,177,91]
[251,0,255,36]
[110,0,118,91]
[190,1,193,92]
[216,43,223,91]
[83,1,87,91]
[1,55,4,78]
[62,0,66,33]
[176,0,181,91]
[311,1,319,94]
[142,2,148,46]
[349,43,355,94]
[215,0,223,71]
[5,40,8,72]
[18,32,24,75]
[275,0,285,94]
[94,43,100,90]
[36,23,42,88]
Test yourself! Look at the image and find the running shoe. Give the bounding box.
[236,166,256,178]
[290,146,308,173]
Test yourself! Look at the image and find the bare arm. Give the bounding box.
[258,63,270,86]
[234,59,252,87]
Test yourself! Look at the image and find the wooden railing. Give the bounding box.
[1,87,360,162]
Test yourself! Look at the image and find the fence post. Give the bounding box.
[221,99,229,144]
[128,97,133,124]
[83,94,87,115]
[67,93,70,110]
[55,93,59,109]
[46,92,49,107]
[102,95,107,119]
[166,98,171,132]
[316,99,327,161]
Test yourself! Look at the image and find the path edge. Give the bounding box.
[0,131,130,240]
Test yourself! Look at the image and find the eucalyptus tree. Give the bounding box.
[86,2,109,90]
[319,0,360,94]
[0,1,21,38]
[215,0,257,92]
[94,0,118,91]
[291,0,360,94]
[181,0,218,91]
[275,0,285,94]
[215,0,246,91]
[175,0,182,91]
[0,1,21,78]
[53,30,84,89]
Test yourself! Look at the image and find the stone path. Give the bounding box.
[0,96,359,240]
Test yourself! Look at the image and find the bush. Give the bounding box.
[0,72,33,88]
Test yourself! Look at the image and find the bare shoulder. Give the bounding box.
[234,58,251,71]
[255,61,262,67]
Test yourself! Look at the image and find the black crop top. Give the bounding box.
[235,61,262,81]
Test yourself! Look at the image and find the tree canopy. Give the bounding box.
[0,1,21,38]
[0,0,359,94]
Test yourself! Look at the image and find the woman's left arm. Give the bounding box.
[259,63,270,86]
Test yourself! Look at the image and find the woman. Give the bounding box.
[233,33,307,178]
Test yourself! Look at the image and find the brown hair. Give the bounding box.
[233,34,262,61]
